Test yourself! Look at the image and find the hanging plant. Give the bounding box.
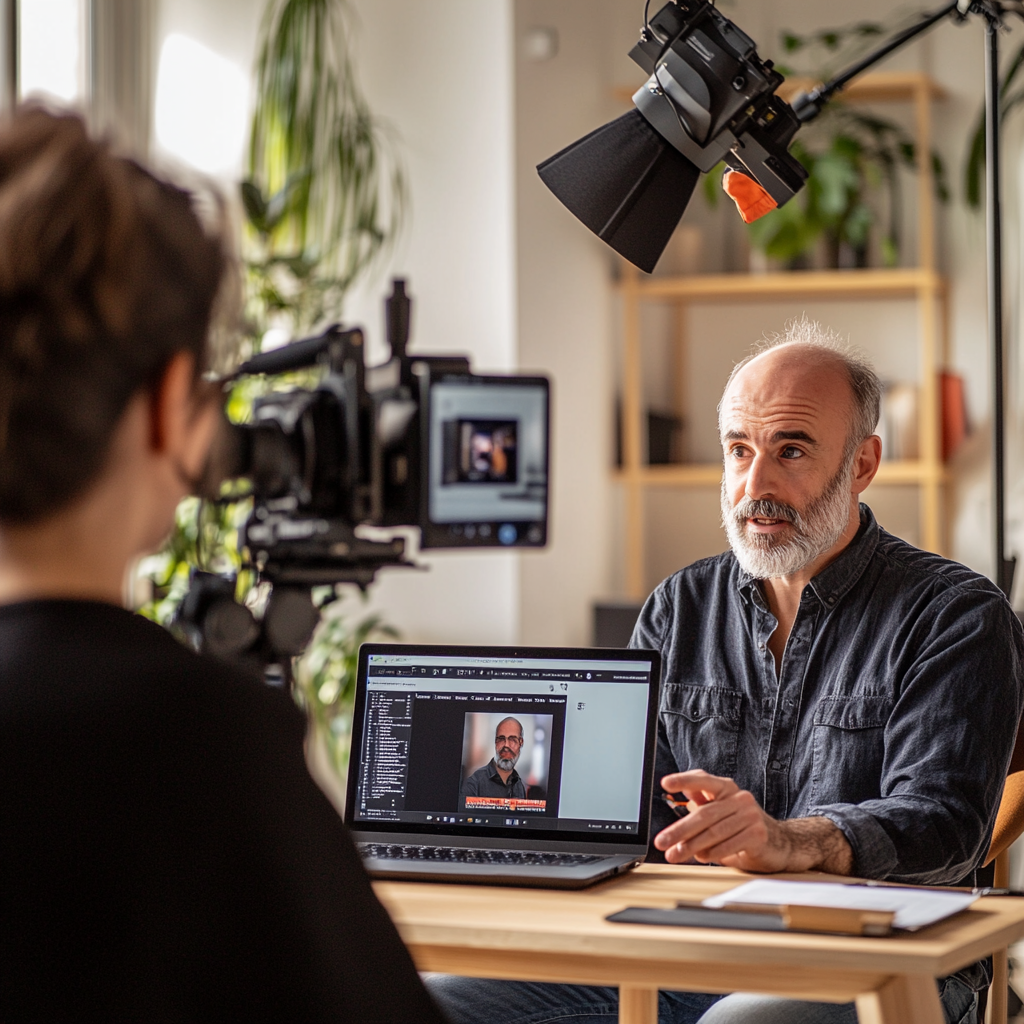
[242,0,407,334]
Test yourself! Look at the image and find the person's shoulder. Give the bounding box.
[872,528,1004,599]
[0,599,301,738]
[644,550,739,617]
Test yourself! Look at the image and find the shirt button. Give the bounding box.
[827,596,836,605]
[770,760,782,770]
[758,643,766,651]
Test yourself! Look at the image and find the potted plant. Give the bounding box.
[714,17,949,269]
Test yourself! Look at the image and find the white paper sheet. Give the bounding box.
[702,880,978,931]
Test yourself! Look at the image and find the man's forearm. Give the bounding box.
[771,816,853,874]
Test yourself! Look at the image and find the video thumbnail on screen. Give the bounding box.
[442,419,518,485]
[460,711,553,814]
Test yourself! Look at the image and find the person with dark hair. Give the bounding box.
[0,107,446,1023]
[461,716,527,811]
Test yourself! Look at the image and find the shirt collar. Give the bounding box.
[488,759,521,785]
[735,503,880,610]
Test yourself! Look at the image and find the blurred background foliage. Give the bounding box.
[137,0,407,784]
[704,15,948,268]
[242,0,406,334]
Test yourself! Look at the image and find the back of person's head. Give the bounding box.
[0,105,228,525]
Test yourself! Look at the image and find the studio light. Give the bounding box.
[537,0,1020,596]
[537,0,807,273]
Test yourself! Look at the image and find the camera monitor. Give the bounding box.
[422,375,549,549]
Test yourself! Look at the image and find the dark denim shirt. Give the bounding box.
[632,505,1024,886]
[461,760,527,800]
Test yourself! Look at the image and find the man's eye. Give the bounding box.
[780,446,804,459]
[729,445,749,458]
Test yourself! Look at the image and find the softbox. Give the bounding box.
[537,109,700,274]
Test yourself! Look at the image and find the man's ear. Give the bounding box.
[851,434,882,496]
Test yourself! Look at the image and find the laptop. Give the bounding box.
[346,643,662,889]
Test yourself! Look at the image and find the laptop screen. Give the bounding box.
[346,645,660,844]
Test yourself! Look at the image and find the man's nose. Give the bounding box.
[744,451,776,501]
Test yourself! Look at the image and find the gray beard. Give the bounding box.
[495,752,519,771]
[720,454,855,579]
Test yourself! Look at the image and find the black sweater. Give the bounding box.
[0,599,446,1023]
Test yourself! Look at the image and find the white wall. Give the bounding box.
[340,0,521,645]
[513,0,620,646]
[151,0,260,177]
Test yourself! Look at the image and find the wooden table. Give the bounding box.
[375,864,1024,1024]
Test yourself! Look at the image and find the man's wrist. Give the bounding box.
[773,816,853,874]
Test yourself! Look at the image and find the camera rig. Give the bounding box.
[177,280,550,680]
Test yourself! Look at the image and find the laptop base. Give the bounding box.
[362,853,642,889]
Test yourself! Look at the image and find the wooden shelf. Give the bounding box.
[777,71,947,105]
[617,267,945,302]
[613,71,946,110]
[614,461,948,488]
[613,72,947,599]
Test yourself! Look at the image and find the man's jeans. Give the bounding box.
[425,974,978,1024]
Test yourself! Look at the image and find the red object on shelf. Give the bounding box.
[940,371,968,461]
[723,170,777,224]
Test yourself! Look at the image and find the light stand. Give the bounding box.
[793,1,1018,599]
[983,9,1018,598]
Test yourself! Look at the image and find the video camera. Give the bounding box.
[181,279,549,672]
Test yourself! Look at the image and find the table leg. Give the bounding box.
[987,946,1008,1024]
[619,985,658,1024]
[855,974,943,1024]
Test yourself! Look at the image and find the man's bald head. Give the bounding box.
[720,319,882,453]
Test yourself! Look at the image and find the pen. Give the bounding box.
[660,792,690,817]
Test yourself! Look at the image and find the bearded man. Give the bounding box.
[428,322,1024,1024]
[461,717,527,810]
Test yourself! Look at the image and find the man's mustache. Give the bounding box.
[730,497,800,525]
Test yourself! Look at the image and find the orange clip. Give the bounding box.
[722,169,777,224]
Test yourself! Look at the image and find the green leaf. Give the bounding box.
[963,41,1024,209]
[701,161,726,208]
[814,152,859,219]
[843,203,873,247]
[241,180,269,232]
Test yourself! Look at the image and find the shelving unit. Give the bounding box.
[614,72,948,600]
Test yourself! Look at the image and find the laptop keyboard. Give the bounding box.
[358,843,603,867]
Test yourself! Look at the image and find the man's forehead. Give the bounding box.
[721,347,853,437]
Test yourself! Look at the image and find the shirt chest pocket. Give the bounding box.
[661,684,744,778]
[811,695,892,807]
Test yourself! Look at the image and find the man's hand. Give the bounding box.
[654,770,853,875]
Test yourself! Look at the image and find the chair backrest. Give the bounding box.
[985,721,1024,866]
